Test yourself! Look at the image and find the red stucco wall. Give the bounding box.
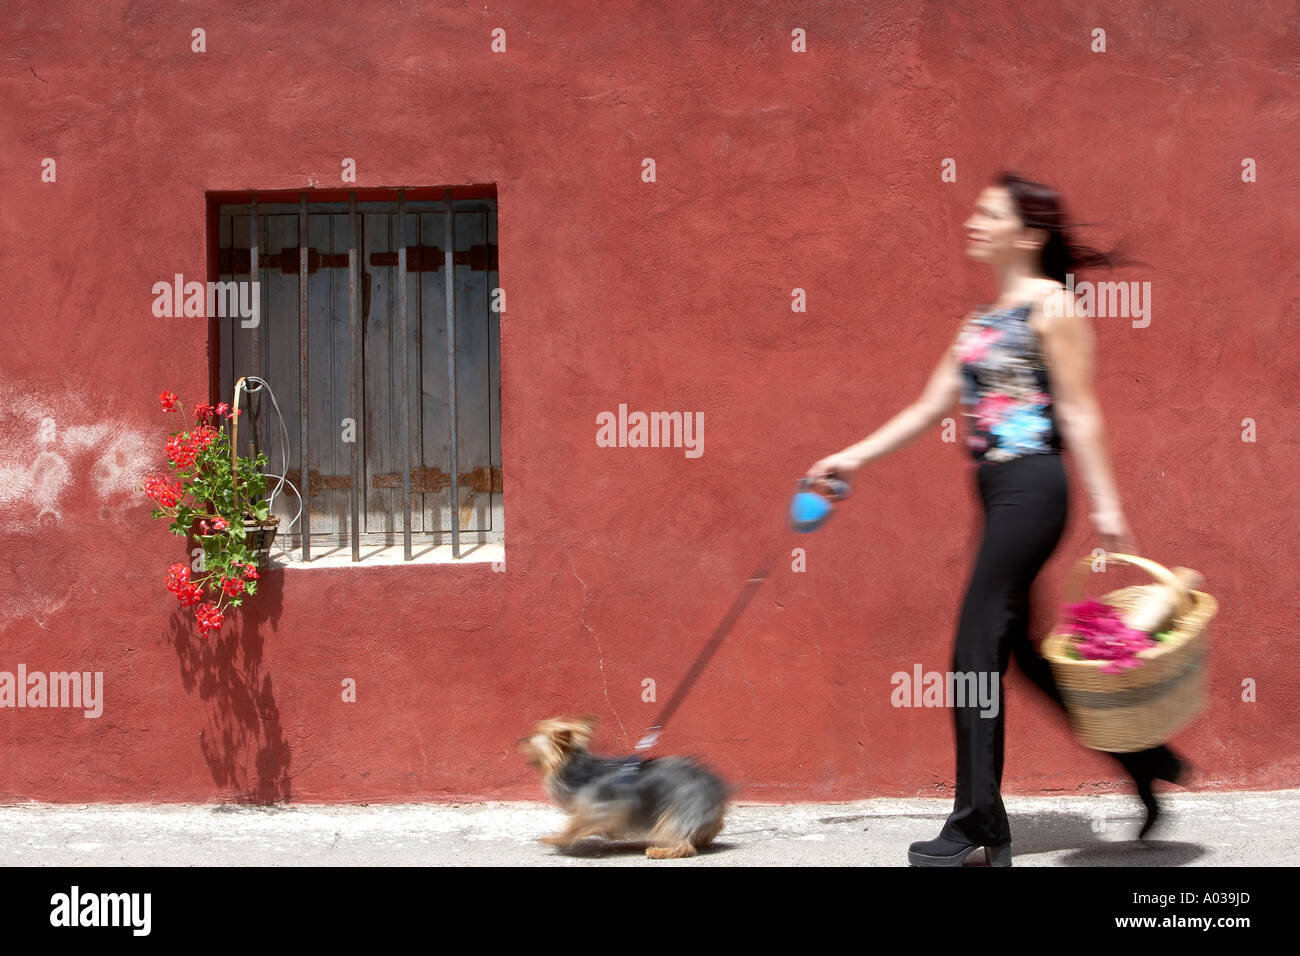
[1,1,1296,803]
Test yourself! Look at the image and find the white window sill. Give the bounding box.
[266,542,504,569]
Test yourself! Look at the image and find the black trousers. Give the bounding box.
[938,451,1170,846]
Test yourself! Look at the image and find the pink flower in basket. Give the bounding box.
[1062,598,1157,674]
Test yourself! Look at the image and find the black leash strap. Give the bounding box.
[628,476,848,753]
[634,545,782,751]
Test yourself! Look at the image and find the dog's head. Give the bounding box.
[516,715,599,780]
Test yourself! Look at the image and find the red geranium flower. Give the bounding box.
[195,602,224,636]
[165,562,190,593]
[191,424,218,450]
[166,434,199,470]
[146,390,273,636]
[144,475,183,508]
[176,582,204,608]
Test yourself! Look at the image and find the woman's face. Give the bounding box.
[963,186,1028,263]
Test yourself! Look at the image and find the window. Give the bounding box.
[211,189,502,562]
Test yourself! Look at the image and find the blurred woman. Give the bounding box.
[807,172,1185,866]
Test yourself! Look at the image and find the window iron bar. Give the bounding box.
[298,193,311,561]
[216,244,495,275]
[398,189,412,560]
[349,191,361,562]
[445,188,460,559]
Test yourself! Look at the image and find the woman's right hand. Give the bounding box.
[806,451,862,485]
[1092,503,1139,557]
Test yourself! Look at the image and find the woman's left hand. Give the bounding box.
[1093,505,1138,556]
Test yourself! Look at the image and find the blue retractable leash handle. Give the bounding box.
[789,474,851,533]
[631,472,852,757]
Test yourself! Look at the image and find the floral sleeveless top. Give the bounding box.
[953,302,1062,464]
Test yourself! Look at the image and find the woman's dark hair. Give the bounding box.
[995,171,1141,285]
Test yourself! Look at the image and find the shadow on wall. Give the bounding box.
[169,567,291,803]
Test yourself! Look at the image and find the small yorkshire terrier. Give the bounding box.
[518,715,731,859]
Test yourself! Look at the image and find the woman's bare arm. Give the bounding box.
[807,326,965,478]
[1034,289,1136,552]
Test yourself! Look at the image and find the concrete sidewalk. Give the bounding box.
[1,789,1296,866]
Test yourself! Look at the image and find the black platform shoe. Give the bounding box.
[1124,747,1186,840]
[908,834,1012,867]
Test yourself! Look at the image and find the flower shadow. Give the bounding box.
[169,566,291,804]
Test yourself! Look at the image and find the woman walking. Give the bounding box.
[807,172,1186,866]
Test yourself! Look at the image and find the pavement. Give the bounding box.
[1,788,1296,866]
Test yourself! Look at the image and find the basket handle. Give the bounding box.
[1061,551,1192,613]
[230,376,247,518]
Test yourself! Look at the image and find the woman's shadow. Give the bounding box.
[168,563,291,804]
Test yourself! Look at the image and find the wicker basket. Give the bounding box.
[242,514,280,567]
[191,513,280,568]
[1041,552,1217,753]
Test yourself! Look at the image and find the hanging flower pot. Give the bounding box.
[241,514,281,567]
[141,382,278,637]
[189,512,281,569]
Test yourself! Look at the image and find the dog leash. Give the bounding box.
[631,549,780,755]
[630,475,850,757]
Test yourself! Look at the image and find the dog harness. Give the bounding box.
[616,755,644,777]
